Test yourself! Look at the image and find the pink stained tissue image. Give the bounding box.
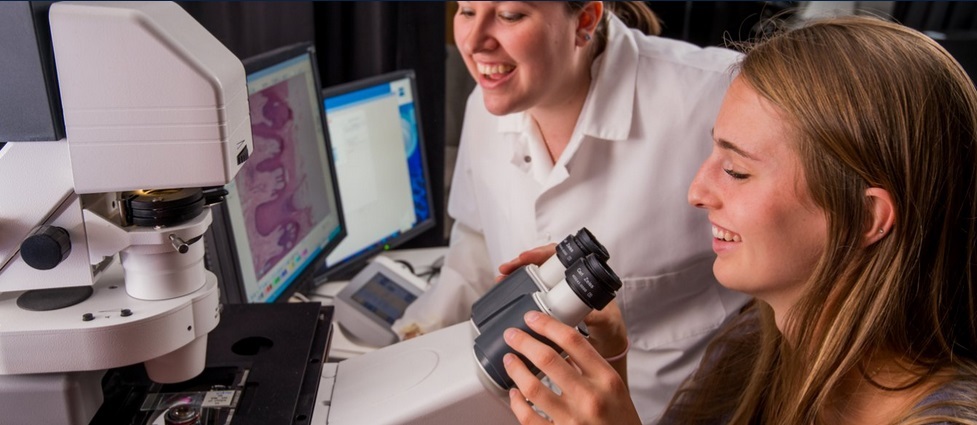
[239,76,332,280]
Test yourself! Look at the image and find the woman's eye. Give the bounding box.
[724,168,750,180]
[458,8,474,18]
[499,12,525,22]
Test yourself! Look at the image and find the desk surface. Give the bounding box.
[306,246,448,360]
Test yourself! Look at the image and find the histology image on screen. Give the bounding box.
[239,75,332,280]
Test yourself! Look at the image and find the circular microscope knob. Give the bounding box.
[20,225,71,270]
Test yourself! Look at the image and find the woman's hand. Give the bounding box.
[497,243,558,278]
[498,245,630,381]
[503,311,641,425]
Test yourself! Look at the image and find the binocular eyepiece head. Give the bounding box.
[471,228,622,391]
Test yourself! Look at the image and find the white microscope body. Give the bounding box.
[0,2,252,424]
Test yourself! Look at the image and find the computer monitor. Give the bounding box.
[317,70,436,280]
[204,43,345,304]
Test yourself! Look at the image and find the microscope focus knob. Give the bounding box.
[21,225,71,270]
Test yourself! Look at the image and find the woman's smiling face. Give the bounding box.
[453,1,587,116]
[688,76,828,315]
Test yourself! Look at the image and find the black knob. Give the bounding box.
[21,226,71,270]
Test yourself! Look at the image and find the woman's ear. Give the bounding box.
[863,187,895,246]
[577,1,603,35]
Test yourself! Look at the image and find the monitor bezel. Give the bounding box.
[314,69,437,282]
[205,42,346,304]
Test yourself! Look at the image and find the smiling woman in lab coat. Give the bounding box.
[395,2,749,422]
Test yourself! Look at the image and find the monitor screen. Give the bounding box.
[317,70,435,280]
[204,43,345,304]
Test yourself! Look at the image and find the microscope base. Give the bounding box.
[0,371,105,425]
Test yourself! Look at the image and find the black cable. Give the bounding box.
[418,255,444,283]
[393,259,416,275]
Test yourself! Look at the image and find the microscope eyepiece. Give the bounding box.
[555,227,609,268]
[564,254,621,311]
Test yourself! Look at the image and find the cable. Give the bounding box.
[415,255,445,283]
[393,259,416,275]
[289,292,311,303]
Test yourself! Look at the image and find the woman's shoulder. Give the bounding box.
[911,376,977,423]
[632,32,741,76]
[606,13,739,79]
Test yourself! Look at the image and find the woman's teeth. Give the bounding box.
[712,225,741,242]
[477,63,515,78]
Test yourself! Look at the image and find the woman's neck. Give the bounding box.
[528,74,591,163]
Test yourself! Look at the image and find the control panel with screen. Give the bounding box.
[334,256,428,347]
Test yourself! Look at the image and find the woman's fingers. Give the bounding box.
[508,388,552,425]
[503,329,569,407]
[520,311,608,379]
[504,311,639,425]
[504,311,608,407]
[499,243,557,275]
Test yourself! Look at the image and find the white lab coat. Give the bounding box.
[396,15,751,423]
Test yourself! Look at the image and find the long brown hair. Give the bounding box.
[665,16,977,424]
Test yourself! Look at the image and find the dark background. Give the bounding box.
[173,1,977,249]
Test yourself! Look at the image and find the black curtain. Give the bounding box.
[178,2,316,60]
[180,2,448,247]
[649,1,798,47]
[893,2,977,83]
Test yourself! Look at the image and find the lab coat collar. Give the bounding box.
[577,14,638,142]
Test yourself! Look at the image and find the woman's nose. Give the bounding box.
[459,15,497,55]
[688,164,713,209]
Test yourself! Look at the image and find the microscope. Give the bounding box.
[0,2,252,424]
[316,228,621,424]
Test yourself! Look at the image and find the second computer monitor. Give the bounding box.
[320,70,435,279]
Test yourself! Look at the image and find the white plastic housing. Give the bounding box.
[0,263,220,376]
[48,1,253,193]
[144,334,208,383]
[321,323,518,425]
[537,281,591,325]
[536,256,567,289]
[0,142,95,291]
[0,371,105,425]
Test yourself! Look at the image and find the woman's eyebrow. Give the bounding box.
[711,129,759,161]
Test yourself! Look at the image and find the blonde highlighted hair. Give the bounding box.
[665,16,977,424]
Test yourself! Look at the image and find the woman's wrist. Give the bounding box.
[602,337,630,362]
